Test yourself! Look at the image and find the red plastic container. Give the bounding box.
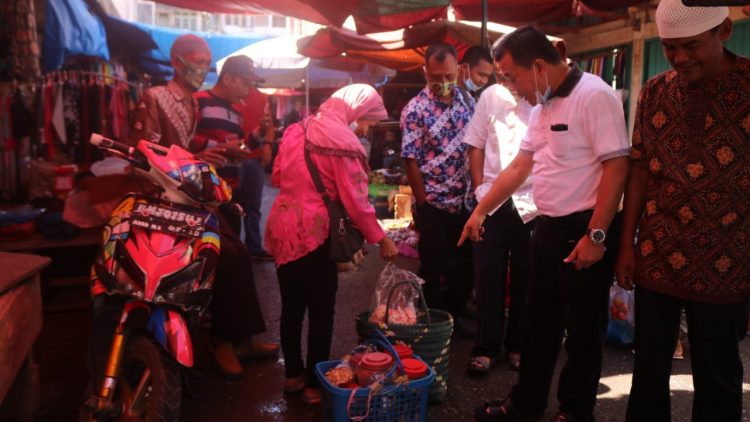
[392,344,414,360]
[401,358,428,380]
[355,352,394,386]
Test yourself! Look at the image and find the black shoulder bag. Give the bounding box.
[303,126,364,263]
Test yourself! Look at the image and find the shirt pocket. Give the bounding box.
[548,128,573,158]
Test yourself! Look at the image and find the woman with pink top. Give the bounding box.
[265,84,399,404]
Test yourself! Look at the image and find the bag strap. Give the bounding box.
[302,123,334,205]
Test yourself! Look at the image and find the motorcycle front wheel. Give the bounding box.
[117,335,182,422]
[82,335,182,422]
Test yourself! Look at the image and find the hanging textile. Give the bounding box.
[1,0,42,82]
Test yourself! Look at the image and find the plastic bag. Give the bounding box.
[609,284,634,324]
[606,283,635,346]
[368,264,424,326]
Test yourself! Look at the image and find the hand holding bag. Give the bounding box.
[303,125,364,263]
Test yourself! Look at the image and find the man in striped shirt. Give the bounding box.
[193,55,279,377]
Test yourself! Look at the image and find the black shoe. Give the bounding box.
[250,250,274,261]
[474,398,526,421]
[550,412,581,422]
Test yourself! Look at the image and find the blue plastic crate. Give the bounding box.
[315,358,435,422]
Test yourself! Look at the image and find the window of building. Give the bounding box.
[251,15,268,28]
[136,1,155,25]
[272,15,286,28]
[157,12,169,26]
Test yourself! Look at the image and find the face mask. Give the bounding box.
[464,76,481,92]
[430,80,456,98]
[533,67,552,105]
[176,56,209,90]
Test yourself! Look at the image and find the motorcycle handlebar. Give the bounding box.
[90,133,149,170]
[90,133,135,156]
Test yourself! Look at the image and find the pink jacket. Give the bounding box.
[264,123,385,266]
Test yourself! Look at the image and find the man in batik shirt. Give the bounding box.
[401,42,475,324]
[616,1,750,420]
[127,34,277,379]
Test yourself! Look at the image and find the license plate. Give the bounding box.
[131,203,206,238]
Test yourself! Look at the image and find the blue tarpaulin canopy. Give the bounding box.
[44,0,110,71]
[123,21,269,84]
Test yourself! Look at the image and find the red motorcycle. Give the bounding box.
[81,134,232,421]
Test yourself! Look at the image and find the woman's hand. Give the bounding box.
[378,236,398,261]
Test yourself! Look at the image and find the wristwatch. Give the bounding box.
[587,228,606,245]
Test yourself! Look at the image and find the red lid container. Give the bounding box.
[359,352,394,371]
[392,344,414,360]
[401,358,428,379]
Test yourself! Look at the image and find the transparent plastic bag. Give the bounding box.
[609,284,634,324]
[606,283,635,346]
[368,263,424,326]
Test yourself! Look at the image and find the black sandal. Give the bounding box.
[467,356,497,375]
[473,398,516,421]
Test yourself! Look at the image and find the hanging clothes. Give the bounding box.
[2,0,42,82]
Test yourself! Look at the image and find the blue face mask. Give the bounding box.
[533,67,552,105]
[464,76,481,92]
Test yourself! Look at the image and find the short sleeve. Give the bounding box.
[400,99,422,159]
[630,85,650,169]
[583,90,630,161]
[462,89,492,149]
[519,106,540,153]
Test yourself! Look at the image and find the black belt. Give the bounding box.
[536,209,593,227]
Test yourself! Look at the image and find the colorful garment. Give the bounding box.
[400,86,474,214]
[129,80,197,148]
[631,52,750,304]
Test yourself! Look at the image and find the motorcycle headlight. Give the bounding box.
[156,259,205,307]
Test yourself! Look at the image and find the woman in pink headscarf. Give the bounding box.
[265,84,398,403]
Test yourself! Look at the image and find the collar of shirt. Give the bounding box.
[167,80,191,104]
[423,86,473,109]
[549,63,583,100]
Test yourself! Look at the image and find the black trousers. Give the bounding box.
[510,211,620,422]
[276,241,338,388]
[472,200,533,358]
[211,211,266,342]
[626,287,747,422]
[414,202,474,317]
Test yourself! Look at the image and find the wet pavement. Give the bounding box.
[27,177,750,421]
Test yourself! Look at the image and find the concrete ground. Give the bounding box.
[24,178,750,421]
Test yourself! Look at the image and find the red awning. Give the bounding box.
[298,20,563,71]
[149,0,648,34]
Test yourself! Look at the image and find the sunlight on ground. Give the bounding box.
[598,374,750,400]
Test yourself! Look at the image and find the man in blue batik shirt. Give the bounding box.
[401,42,475,323]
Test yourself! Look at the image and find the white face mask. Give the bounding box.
[533,67,552,105]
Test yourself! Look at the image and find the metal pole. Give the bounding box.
[305,65,310,117]
[481,0,488,49]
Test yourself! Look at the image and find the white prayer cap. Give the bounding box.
[656,0,729,39]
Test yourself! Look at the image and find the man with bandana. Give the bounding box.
[617,1,750,420]
[127,34,277,379]
[460,26,629,422]
[400,43,475,335]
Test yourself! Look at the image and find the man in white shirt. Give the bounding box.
[463,48,537,375]
[461,26,629,422]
